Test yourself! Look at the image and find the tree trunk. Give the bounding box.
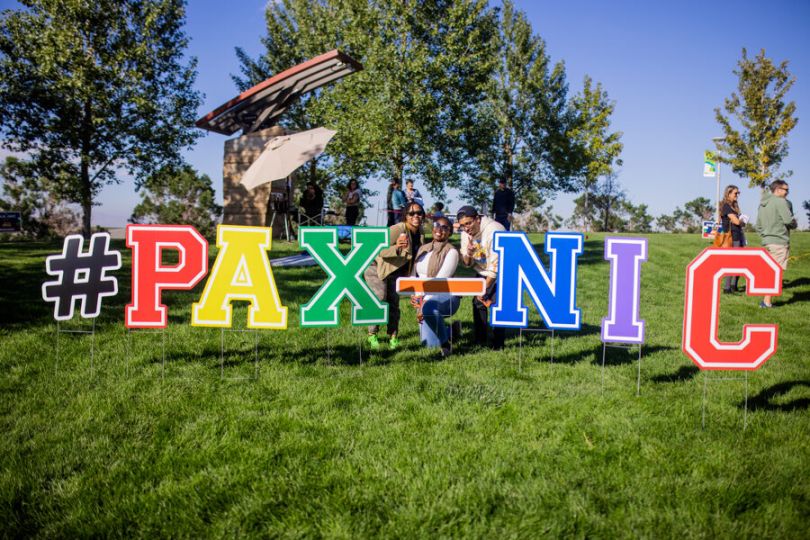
[81,99,93,239]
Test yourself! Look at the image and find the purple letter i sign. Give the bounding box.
[602,237,647,344]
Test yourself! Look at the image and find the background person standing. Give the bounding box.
[720,184,748,293]
[344,179,361,226]
[492,179,515,231]
[756,180,797,308]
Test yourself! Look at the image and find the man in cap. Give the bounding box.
[456,205,506,349]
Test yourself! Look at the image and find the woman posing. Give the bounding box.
[364,201,425,350]
[411,216,460,357]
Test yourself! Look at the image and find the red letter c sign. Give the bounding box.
[683,248,782,370]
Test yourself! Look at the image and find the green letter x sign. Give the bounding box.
[299,227,389,326]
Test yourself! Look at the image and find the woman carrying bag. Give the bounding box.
[718,184,749,293]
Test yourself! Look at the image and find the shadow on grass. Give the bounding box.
[650,364,700,383]
[590,344,675,367]
[782,290,810,306]
[743,380,810,412]
[785,277,810,289]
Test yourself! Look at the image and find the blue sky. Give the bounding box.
[2,0,809,228]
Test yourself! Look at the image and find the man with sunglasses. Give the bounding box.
[364,202,425,350]
[756,180,797,308]
[456,205,506,349]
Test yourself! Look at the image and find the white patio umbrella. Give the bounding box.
[240,126,337,190]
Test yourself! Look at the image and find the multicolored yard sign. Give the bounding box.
[39,225,785,371]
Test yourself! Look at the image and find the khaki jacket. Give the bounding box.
[375,222,424,280]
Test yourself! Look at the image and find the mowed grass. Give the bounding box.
[1,231,808,538]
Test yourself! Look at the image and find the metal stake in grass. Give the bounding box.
[125,326,166,379]
[55,318,96,374]
[600,342,643,396]
[220,327,260,380]
[518,327,555,370]
[701,370,750,431]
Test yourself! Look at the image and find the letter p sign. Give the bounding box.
[126,225,208,328]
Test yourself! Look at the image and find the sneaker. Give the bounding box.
[759,301,773,308]
[440,341,452,357]
[389,336,400,350]
[367,334,380,350]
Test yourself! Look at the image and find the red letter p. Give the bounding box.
[126,225,208,328]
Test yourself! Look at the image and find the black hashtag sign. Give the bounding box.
[42,233,122,320]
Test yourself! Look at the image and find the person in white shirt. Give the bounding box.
[457,205,505,349]
[411,216,460,356]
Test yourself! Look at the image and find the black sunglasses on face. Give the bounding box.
[433,224,452,231]
[407,211,425,217]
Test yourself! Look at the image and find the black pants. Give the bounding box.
[386,207,396,226]
[472,278,505,349]
[346,206,359,226]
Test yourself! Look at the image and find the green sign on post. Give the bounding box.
[703,151,717,177]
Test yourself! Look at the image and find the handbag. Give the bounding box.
[713,231,733,248]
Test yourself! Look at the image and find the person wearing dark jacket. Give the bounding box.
[492,179,515,230]
[299,182,324,224]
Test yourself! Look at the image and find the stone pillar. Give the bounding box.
[222,126,293,234]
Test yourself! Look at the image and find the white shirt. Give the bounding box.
[414,248,459,303]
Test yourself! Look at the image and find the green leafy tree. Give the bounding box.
[129,165,222,239]
[568,175,627,232]
[0,0,202,238]
[714,48,798,187]
[0,156,81,238]
[235,0,498,201]
[656,212,678,233]
[624,201,654,233]
[802,200,809,229]
[464,0,576,208]
[568,76,624,230]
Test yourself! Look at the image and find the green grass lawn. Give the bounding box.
[1,232,809,537]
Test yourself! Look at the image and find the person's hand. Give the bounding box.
[466,242,477,257]
[477,295,492,308]
[416,311,424,324]
[396,233,408,250]
[409,296,421,308]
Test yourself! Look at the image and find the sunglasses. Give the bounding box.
[433,224,452,231]
[407,211,425,217]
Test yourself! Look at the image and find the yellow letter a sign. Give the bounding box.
[192,225,287,329]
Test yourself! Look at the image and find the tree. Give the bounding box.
[714,48,798,187]
[568,76,623,230]
[0,0,202,238]
[656,213,678,233]
[568,172,626,232]
[235,0,498,201]
[802,200,809,229]
[463,0,577,208]
[624,201,654,233]
[129,165,222,239]
[0,156,81,238]
[683,197,713,232]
